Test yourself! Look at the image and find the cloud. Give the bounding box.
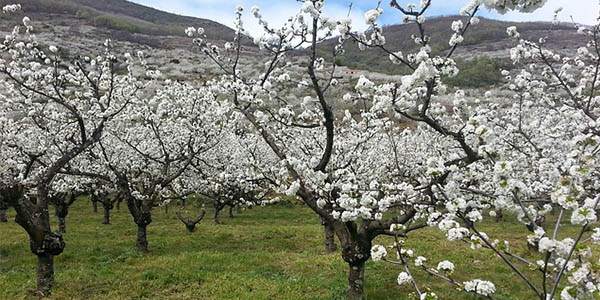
[131,0,598,37]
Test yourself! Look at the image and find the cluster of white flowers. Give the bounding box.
[464,279,496,296]
[2,4,20,13]
[370,245,387,262]
[397,272,412,285]
[364,8,383,25]
[507,26,520,39]
[436,260,455,274]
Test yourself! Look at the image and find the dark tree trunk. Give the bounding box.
[495,209,503,222]
[124,190,153,253]
[164,203,169,214]
[102,207,110,224]
[116,199,121,210]
[53,193,76,234]
[58,217,66,234]
[54,204,69,234]
[9,185,65,296]
[323,220,337,253]
[92,199,98,213]
[333,220,371,300]
[179,198,186,209]
[136,224,149,253]
[36,254,54,296]
[214,207,221,224]
[0,208,7,222]
[348,261,365,300]
[228,205,234,218]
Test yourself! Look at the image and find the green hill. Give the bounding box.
[320,16,587,78]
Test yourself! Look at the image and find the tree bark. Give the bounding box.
[214,208,221,224]
[228,205,234,218]
[136,224,149,253]
[332,220,372,300]
[58,217,66,234]
[102,207,110,224]
[348,261,365,300]
[92,199,98,213]
[495,209,504,222]
[323,221,337,253]
[0,208,7,222]
[36,254,54,296]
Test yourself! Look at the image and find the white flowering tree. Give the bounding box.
[188,0,582,299]
[187,2,424,298]
[353,1,600,300]
[0,7,149,295]
[185,129,275,224]
[87,80,230,252]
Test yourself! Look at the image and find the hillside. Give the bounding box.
[0,0,238,46]
[0,2,588,86]
[0,0,262,80]
[320,16,587,82]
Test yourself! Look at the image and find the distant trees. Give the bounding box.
[83,81,230,252]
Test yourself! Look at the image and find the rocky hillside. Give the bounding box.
[319,16,588,84]
[0,0,240,47]
[0,0,260,80]
[0,1,589,86]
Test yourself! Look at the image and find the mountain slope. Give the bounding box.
[320,16,587,76]
[0,0,263,81]
[0,0,237,47]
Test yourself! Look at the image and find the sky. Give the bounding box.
[131,0,597,37]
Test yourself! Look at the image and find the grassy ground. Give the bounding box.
[0,200,586,300]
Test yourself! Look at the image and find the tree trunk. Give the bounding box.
[92,200,98,213]
[214,208,221,224]
[348,261,365,300]
[116,200,120,210]
[495,209,503,222]
[323,221,337,253]
[102,207,110,224]
[164,203,169,214]
[136,224,149,253]
[36,254,54,296]
[58,217,66,234]
[333,220,371,300]
[0,208,7,222]
[228,205,234,218]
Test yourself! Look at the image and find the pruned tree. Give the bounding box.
[0,8,148,294]
[92,81,229,252]
[176,209,206,232]
[48,192,77,233]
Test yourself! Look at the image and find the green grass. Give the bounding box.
[0,200,587,299]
